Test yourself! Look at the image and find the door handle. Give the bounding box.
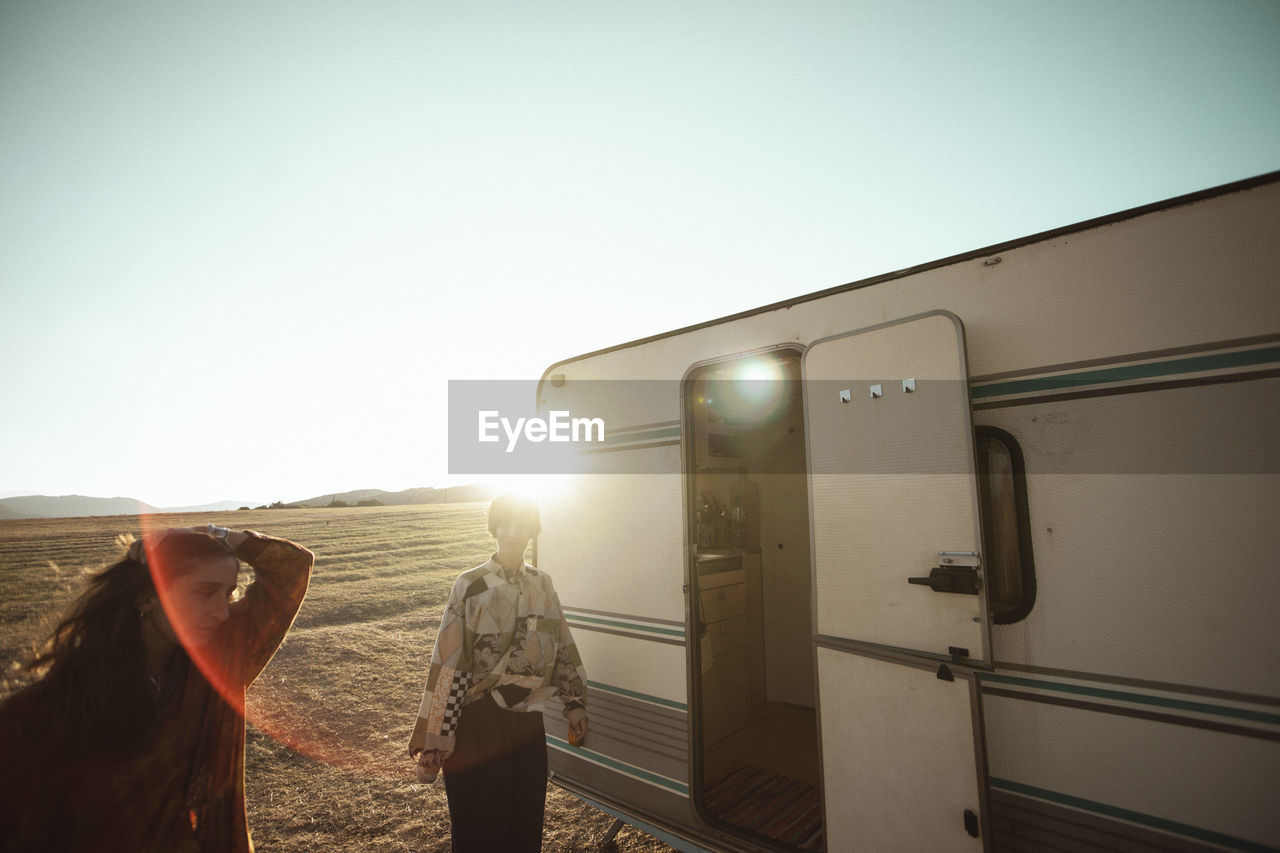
[907,566,981,595]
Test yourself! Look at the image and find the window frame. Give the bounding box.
[975,425,1037,625]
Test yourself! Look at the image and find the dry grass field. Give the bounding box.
[0,503,677,852]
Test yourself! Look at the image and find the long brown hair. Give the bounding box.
[12,532,235,754]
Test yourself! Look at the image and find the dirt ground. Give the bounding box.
[0,504,677,852]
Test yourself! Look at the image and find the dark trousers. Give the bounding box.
[443,694,547,852]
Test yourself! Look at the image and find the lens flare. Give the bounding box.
[137,516,401,777]
[705,358,791,427]
[139,518,247,719]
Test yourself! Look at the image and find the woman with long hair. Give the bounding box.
[0,524,312,852]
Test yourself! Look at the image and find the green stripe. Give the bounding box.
[971,346,1280,399]
[546,734,689,795]
[603,425,682,445]
[589,679,688,712]
[567,613,686,638]
[982,673,1280,726]
[991,778,1278,852]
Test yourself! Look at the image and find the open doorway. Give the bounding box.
[685,348,823,851]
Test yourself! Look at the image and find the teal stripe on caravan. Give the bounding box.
[601,425,682,446]
[567,613,686,639]
[588,679,688,712]
[982,673,1280,726]
[989,778,1279,853]
[546,733,689,796]
[971,346,1280,399]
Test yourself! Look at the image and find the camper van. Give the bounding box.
[530,173,1280,852]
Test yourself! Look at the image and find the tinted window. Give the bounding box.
[976,427,1036,624]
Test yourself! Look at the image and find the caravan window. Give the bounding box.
[976,427,1036,624]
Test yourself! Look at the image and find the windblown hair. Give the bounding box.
[9,532,235,755]
[487,492,541,538]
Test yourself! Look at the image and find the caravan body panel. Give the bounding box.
[535,174,1280,852]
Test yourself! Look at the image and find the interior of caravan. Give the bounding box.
[684,348,824,851]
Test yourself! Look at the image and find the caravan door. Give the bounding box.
[804,311,990,851]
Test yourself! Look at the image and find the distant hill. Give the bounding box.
[161,500,255,513]
[0,495,161,519]
[0,486,506,520]
[289,488,394,507]
[287,484,501,508]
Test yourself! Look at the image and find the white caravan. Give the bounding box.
[532,173,1280,852]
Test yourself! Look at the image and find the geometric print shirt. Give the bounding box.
[408,556,588,760]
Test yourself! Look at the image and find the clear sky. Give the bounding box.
[2,0,1277,508]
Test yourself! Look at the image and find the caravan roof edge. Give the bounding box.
[541,169,1280,379]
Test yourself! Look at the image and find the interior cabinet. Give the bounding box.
[699,563,750,744]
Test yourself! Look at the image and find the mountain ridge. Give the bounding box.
[0,485,504,520]
[0,494,162,520]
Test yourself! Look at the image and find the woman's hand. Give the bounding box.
[414,749,443,781]
[129,526,245,562]
[569,716,588,747]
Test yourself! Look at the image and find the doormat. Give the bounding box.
[704,764,824,851]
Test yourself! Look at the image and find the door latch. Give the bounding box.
[909,551,981,595]
[907,566,982,595]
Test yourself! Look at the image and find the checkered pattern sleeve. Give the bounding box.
[408,575,470,758]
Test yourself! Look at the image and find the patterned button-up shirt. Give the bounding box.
[409,556,588,759]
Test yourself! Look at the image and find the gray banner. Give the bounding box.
[446,379,1280,475]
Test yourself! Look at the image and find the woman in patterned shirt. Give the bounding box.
[409,494,589,852]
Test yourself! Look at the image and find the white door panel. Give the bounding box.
[805,311,988,662]
[806,312,991,851]
[819,649,985,852]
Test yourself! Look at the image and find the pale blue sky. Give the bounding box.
[2,0,1277,507]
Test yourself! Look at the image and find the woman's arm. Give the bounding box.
[408,575,470,766]
[547,579,589,739]
[224,529,314,685]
